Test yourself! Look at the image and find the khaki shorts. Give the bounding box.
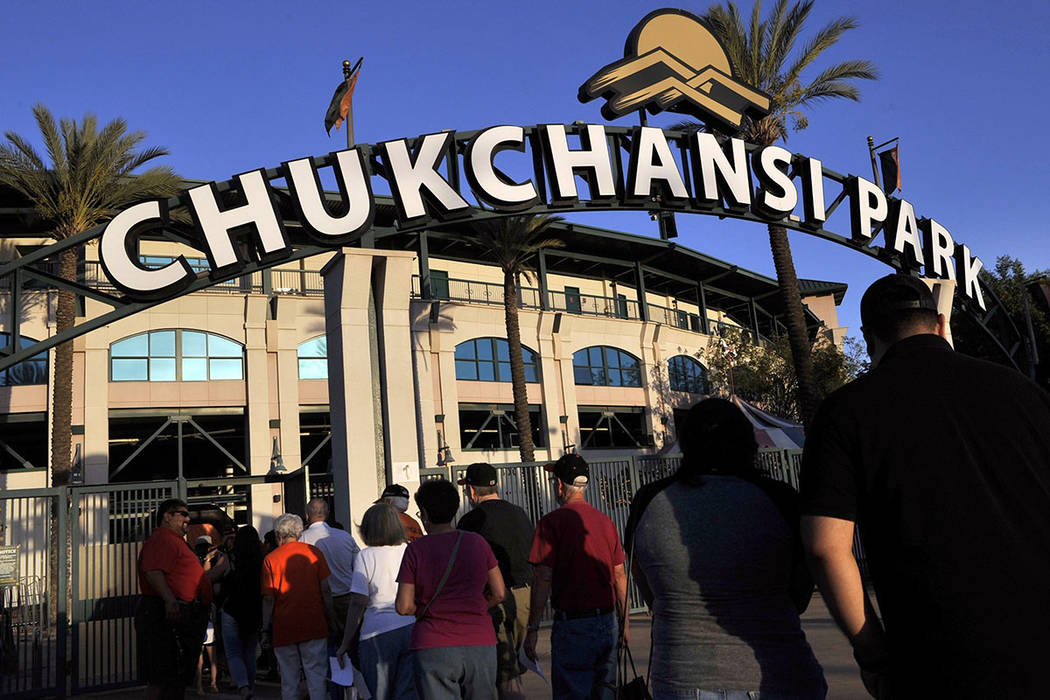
[491,585,530,684]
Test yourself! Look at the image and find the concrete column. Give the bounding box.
[273,299,302,474]
[555,318,581,452]
[372,251,421,488]
[82,314,110,485]
[434,332,460,455]
[412,316,439,472]
[321,250,383,527]
[537,312,562,456]
[244,296,271,476]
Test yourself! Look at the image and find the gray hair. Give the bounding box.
[562,482,586,498]
[358,503,406,547]
[274,513,304,541]
[306,498,329,522]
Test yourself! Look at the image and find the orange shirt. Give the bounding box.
[138,526,211,603]
[400,511,424,543]
[261,541,331,647]
[373,499,424,542]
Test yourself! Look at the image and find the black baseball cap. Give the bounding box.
[860,273,938,326]
[544,453,589,486]
[457,463,498,487]
[380,484,410,499]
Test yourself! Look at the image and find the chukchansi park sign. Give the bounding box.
[4,7,1011,377]
[99,7,984,311]
[98,121,986,310]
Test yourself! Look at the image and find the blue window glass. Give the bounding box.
[298,359,328,380]
[572,346,642,387]
[297,337,329,379]
[0,333,48,386]
[110,330,244,382]
[150,358,176,382]
[112,358,148,382]
[182,358,207,381]
[182,331,207,357]
[150,331,176,358]
[208,335,242,358]
[111,335,148,357]
[454,338,539,383]
[209,359,243,380]
[668,355,708,394]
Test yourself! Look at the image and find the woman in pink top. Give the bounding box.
[396,480,505,700]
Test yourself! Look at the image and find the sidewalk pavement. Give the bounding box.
[87,598,865,699]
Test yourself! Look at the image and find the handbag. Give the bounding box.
[417,530,464,620]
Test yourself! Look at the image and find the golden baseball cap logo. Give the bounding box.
[579,8,770,131]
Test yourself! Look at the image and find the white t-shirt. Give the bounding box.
[350,544,415,640]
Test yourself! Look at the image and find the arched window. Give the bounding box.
[573,346,641,387]
[298,336,328,379]
[0,333,47,386]
[668,355,708,394]
[110,330,244,381]
[455,338,539,383]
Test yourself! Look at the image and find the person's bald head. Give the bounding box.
[305,498,329,524]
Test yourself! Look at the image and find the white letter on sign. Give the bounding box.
[188,170,289,274]
[99,200,194,298]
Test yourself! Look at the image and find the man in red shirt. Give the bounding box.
[261,513,337,700]
[136,498,220,700]
[524,455,628,700]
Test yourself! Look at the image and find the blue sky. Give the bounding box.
[2,0,1048,336]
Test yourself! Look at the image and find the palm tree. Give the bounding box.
[0,105,181,486]
[461,214,564,463]
[684,0,876,424]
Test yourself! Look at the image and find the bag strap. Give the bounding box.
[617,520,652,697]
[417,530,464,621]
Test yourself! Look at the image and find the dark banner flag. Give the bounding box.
[325,58,363,135]
[879,144,901,193]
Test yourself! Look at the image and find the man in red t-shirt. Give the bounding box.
[136,498,223,700]
[524,455,628,700]
[261,513,336,700]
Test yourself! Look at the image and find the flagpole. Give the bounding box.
[866,136,882,190]
[342,60,355,149]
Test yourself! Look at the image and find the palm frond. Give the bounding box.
[783,16,860,86]
[1,105,181,241]
[703,0,876,143]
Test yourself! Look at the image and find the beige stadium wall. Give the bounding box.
[3,241,837,528]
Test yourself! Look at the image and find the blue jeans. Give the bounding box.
[219,610,258,690]
[413,644,496,700]
[550,612,618,700]
[360,625,416,700]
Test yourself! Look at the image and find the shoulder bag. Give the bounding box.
[416,530,464,620]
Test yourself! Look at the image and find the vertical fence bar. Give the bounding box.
[56,490,68,698]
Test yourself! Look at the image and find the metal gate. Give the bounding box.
[0,487,67,699]
[70,481,176,693]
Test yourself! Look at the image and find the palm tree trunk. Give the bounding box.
[50,246,76,487]
[503,270,535,463]
[766,224,819,426]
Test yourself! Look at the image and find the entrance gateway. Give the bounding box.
[0,10,1029,697]
[0,7,1024,371]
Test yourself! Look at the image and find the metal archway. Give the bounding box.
[0,125,1031,373]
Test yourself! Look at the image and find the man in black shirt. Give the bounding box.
[801,273,1050,698]
[458,463,535,700]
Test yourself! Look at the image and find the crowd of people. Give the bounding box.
[135,274,1050,700]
